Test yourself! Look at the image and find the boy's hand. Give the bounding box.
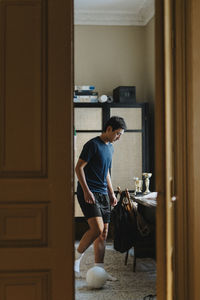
[84,190,95,204]
[109,193,118,207]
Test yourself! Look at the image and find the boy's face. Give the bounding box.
[106,126,124,143]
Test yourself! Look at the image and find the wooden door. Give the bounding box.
[183,1,200,299]
[155,0,175,299]
[0,1,74,300]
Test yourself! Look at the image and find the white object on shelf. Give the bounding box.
[98,95,108,103]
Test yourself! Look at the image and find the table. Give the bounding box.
[132,196,157,207]
[130,193,157,224]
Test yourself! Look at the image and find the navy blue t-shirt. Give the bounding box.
[78,136,114,194]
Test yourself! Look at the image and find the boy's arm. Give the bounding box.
[106,171,117,207]
[75,158,95,204]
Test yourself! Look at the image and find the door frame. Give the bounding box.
[156,0,187,299]
[183,0,200,299]
[174,0,189,299]
[155,0,190,299]
[156,1,200,299]
[155,1,167,298]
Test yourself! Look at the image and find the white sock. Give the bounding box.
[74,249,84,273]
[94,263,104,269]
[75,249,83,260]
[94,263,118,281]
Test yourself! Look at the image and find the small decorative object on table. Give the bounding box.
[142,173,152,194]
[134,177,144,195]
[133,177,138,195]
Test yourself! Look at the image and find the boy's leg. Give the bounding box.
[75,216,104,274]
[77,216,104,253]
[93,223,109,263]
[93,223,117,281]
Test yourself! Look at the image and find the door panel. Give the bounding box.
[0,1,74,299]
[0,0,46,174]
[0,203,48,247]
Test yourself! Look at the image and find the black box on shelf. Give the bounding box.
[113,86,136,104]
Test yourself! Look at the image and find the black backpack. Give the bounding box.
[111,191,137,253]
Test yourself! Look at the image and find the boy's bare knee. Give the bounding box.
[88,217,105,239]
[100,228,108,240]
[91,226,103,238]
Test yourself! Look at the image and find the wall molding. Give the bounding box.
[74,2,155,26]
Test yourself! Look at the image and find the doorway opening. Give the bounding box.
[73,1,157,299]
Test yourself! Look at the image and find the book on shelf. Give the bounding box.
[75,85,95,91]
[74,91,98,96]
[73,95,98,103]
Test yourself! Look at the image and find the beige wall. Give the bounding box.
[144,17,155,110]
[74,19,155,103]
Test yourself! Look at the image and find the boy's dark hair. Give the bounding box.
[103,116,127,132]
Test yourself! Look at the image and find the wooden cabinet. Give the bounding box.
[74,102,150,217]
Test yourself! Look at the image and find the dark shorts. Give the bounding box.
[77,186,111,223]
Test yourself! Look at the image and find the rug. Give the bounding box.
[75,243,156,300]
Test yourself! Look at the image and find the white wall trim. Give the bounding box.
[74,1,155,26]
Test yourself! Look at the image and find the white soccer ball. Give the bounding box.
[86,266,108,289]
